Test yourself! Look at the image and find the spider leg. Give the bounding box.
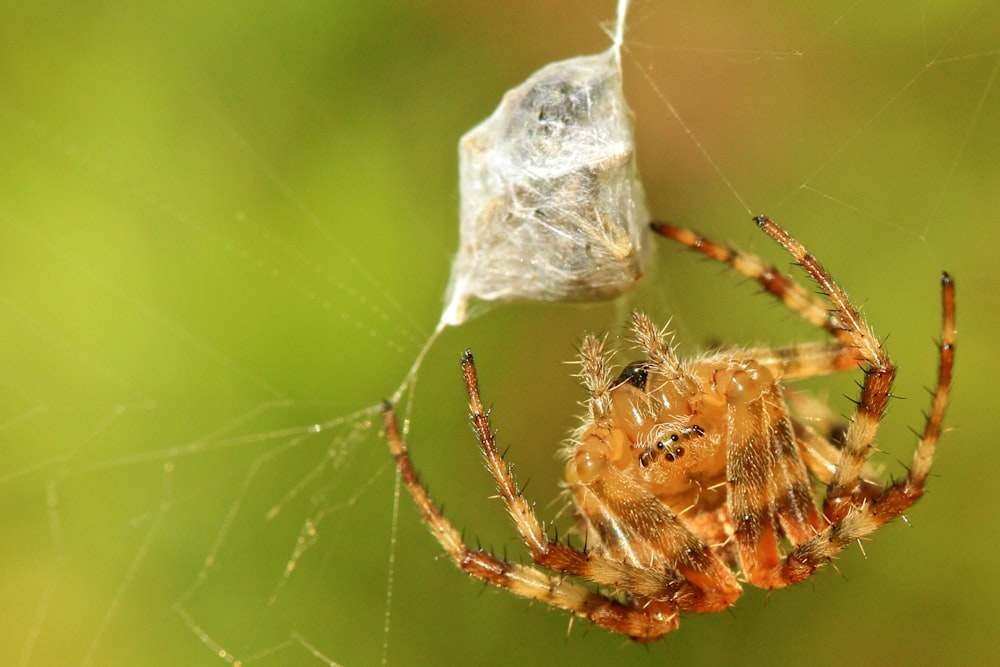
[569,466,742,611]
[753,217,896,522]
[791,418,846,485]
[650,221,859,349]
[765,396,826,545]
[380,401,678,641]
[785,390,886,499]
[716,341,860,381]
[779,273,954,584]
[724,395,783,585]
[721,381,823,587]
[872,272,955,508]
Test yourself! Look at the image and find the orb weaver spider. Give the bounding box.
[381,216,956,641]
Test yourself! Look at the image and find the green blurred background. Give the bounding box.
[1,1,997,665]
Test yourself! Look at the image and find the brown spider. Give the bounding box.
[381,216,956,642]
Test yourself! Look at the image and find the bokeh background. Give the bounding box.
[1,1,997,665]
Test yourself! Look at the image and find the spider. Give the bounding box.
[381,216,956,642]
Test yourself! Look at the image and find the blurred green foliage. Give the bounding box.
[0,1,997,665]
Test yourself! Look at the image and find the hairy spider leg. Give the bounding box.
[381,400,680,641]
[650,222,858,346]
[781,272,954,584]
[753,216,897,522]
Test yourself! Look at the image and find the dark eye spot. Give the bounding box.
[655,440,666,450]
[673,446,684,458]
[616,361,648,390]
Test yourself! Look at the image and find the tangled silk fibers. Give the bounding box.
[442,46,650,326]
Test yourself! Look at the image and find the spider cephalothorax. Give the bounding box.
[382,216,955,641]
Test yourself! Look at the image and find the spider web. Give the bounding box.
[0,1,996,666]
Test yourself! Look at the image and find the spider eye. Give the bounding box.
[616,361,648,389]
